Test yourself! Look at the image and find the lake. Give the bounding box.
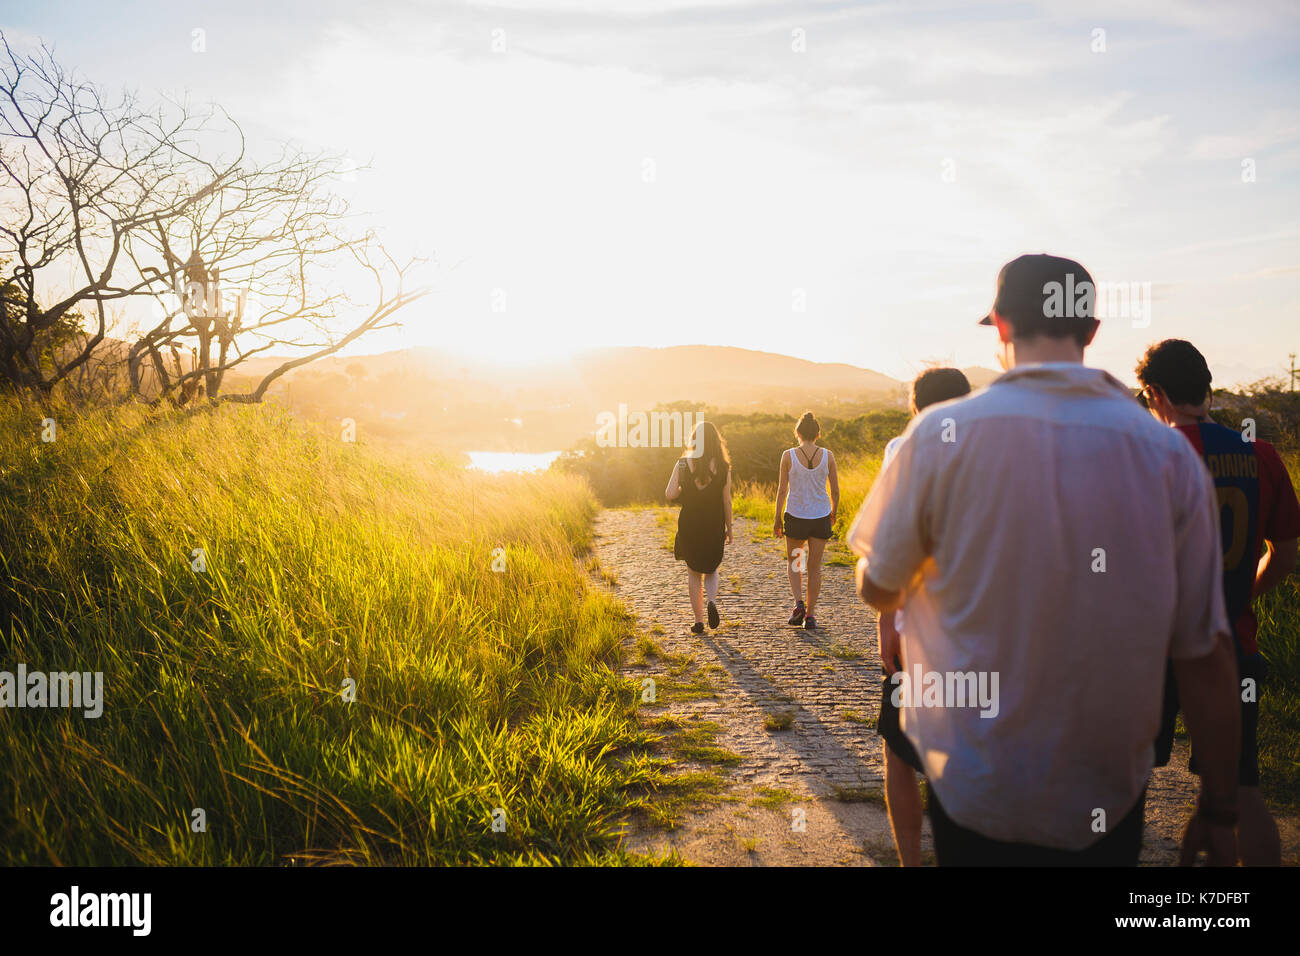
[466,450,562,473]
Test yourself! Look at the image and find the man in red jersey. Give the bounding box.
[1139,338,1300,866]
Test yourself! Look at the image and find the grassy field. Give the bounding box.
[0,399,668,865]
[3,397,1296,866]
[1257,452,1300,812]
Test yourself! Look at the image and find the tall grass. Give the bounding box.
[0,399,662,865]
[1257,451,1300,811]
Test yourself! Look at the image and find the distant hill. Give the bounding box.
[200,345,1004,451]
[243,344,903,400]
[960,366,1001,389]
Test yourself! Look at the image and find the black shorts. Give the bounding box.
[783,511,833,540]
[1154,652,1262,787]
[878,664,924,773]
[928,786,1146,866]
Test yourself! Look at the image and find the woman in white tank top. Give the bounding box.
[773,411,839,629]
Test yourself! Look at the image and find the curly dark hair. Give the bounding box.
[911,367,972,413]
[1135,339,1212,406]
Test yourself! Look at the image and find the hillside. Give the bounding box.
[73,340,1001,452]
[239,345,933,452]
[960,366,1001,389]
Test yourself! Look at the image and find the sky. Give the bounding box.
[3,0,1298,386]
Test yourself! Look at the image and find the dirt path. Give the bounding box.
[594,508,1299,866]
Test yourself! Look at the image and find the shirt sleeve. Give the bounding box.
[1260,443,1300,542]
[846,426,931,592]
[1169,444,1232,659]
[882,436,902,468]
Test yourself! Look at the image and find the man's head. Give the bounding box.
[1134,339,1213,425]
[910,366,972,415]
[979,254,1101,366]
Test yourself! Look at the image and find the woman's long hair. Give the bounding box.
[684,420,730,478]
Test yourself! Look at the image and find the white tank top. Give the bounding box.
[785,446,831,519]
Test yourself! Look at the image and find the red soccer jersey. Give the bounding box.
[1177,424,1300,654]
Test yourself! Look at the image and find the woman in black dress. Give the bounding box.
[664,421,733,634]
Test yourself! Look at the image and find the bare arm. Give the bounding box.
[878,605,901,675]
[1252,537,1297,600]
[665,459,684,501]
[827,450,840,519]
[847,424,929,616]
[856,558,903,613]
[773,450,790,537]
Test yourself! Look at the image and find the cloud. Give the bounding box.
[8,0,1295,381]
[1230,264,1300,280]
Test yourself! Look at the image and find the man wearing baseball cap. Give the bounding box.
[847,254,1242,864]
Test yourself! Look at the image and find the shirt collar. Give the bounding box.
[991,362,1135,399]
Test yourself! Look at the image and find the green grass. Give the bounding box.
[731,479,775,527]
[0,399,671,865]
[634,769,728,831]
[654,667,718,702]
[675,744,743,766]
[1256,535,1300,812]
[824,540,858,567]
[639,715,740,768]
[749,786,797,810]
[586,556,618,587]
[830,785,884,805]
[634,714,736,828]
[763,710,795,731]
[628,633,666,666]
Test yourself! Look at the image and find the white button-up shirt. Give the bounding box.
[848,362,1229,850]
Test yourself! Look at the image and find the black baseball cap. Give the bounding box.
[978,253,1097,326]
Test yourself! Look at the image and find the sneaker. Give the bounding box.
[788,601,806,626]
[691,622,705,635]
[707,600,720,629]
[803,615,818,630]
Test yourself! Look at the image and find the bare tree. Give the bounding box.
[0,33,242,393]
[123,149,425,405]
[0,33,426,403]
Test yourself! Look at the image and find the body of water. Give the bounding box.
[466,450,562,473]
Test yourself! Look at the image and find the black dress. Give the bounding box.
[673,459,728,573]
